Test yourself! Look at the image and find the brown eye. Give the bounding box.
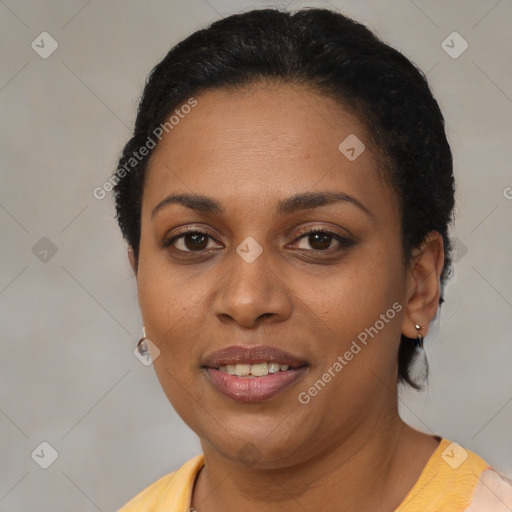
[304,232,333,251]
[180,233,209,251]
[163,230,220,252]
[292,228,354,253]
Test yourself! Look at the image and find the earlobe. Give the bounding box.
[401,231,445,339]
[128,246,137,275]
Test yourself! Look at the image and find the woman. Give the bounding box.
[113,7,512,512]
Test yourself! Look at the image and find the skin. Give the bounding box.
[128,82,445,512]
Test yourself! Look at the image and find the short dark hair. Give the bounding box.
[112,7,456,390]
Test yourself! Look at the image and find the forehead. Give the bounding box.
[142,84,396,221]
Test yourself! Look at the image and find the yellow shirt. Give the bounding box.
[117,438,512,511]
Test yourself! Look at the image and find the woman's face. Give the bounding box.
[134,83,419,468]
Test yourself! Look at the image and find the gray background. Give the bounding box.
[1,0,511,510]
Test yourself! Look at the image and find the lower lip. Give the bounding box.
[205,367,308,402]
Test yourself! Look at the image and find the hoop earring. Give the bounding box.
[136,326,149,357]
[414,323,424,349]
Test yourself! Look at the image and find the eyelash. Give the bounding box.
[162,226,354,256]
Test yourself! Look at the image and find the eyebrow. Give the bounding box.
[151,191,372,219]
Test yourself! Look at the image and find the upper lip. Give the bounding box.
[202,345,308,368]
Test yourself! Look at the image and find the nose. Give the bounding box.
[212,244,293,328]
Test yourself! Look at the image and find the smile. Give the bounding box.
[202,344,309,402]
[204,364,308,402]
[217,362,293,377]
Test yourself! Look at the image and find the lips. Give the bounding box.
[202,345,308,368]
[202,345,309,403]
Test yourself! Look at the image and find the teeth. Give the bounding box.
[217,362,294,376]
[234,364,251,376]
[250,363,268,377]
[268,362,280,374]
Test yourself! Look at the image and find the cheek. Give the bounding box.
[137,267,205,417]
[296,257,394,333]
[301,250,404,376]
[136,260,196,360]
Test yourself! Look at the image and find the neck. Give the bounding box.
[192,406,426,512]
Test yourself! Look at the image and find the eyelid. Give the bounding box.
[293,224,351,239]
[162,224,354,254]
[290,226,354,252]
[162,225,222,248]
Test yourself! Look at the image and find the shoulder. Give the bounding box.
[117,454,205,512]
[117,472,177,511]
[464,467,512,511]
[398,438,512,512]
[434,440,512,511]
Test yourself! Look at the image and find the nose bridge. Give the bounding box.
[226,235,273,304]
[213,235,292,326]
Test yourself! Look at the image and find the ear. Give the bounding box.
[401,230,445,339]
[128,246,138,276]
